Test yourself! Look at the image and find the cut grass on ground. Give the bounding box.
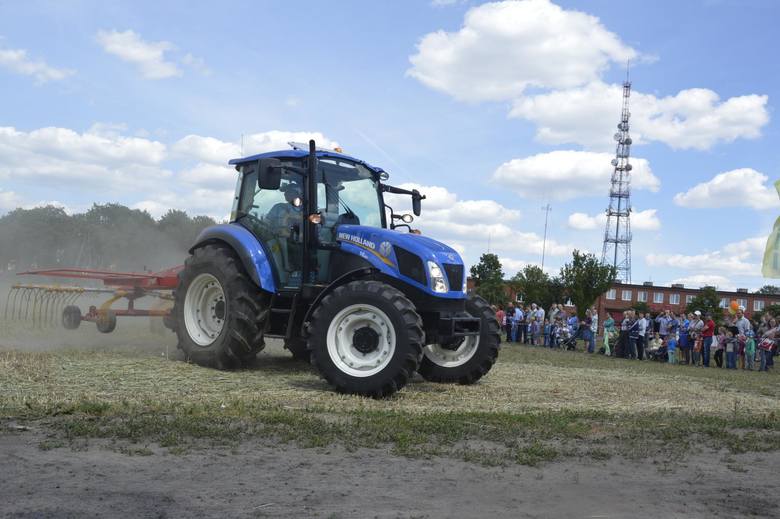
[2,340,779,466]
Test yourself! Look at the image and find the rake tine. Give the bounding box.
[21,288,34,321]
[3,286,17,321]
[32,289,46,328]
[9,286,23,321]
[50,292,63,327]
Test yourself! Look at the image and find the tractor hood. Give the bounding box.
[335,224,466,299]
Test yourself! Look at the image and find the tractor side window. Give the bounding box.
[237,164,304,288]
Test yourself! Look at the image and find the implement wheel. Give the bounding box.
[174,244,270,369]
[96,310,117,334]
[62,305,82,330]
[308,280,423,398]
[418,294,500,384]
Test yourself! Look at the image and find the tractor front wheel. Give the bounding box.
[174,244,270,369]
[308,280,423,398]
[418,294,500,384]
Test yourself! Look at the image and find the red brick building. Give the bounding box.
[467,278,780,322]
[594,281,780,322]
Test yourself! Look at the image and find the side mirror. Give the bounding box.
[412,189,423,216]
[257,158,282,190]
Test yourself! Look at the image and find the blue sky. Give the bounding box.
[0,0,777,290]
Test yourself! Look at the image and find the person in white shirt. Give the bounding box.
[637,312,648,360]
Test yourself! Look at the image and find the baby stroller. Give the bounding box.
[646,342,668,362]
[557,326,577,351]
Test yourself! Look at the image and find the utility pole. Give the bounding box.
[541,203,551,270]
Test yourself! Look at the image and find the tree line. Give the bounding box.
[469,251,780,322]
[0,204,217,274]
[469,250,617,318]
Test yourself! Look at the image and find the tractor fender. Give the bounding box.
[189,224,277,294]
[300,267,377,335]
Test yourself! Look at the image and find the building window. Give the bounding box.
[669,294,680,305]
[685,295,694,304]
[606,289,616,300]
[653,292,664,304]
[719,298,728,309]
[637,291,647,302]
[737,298,747,310]
[755,300,765,311]
[621,289,632,301]
[515,293,523,303]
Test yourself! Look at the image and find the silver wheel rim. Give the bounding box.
[183,273,226,346]
[326,304,396,378]
[424,336,480,368]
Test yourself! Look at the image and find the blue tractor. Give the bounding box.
[173,140,500,397]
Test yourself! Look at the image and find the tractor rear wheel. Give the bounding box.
[174,244,270,369]
[308,280,423,398]
[418,294,500,384]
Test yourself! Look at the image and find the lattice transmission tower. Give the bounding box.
[601,71,633,283]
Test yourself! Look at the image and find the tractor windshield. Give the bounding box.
[317,158,383,233]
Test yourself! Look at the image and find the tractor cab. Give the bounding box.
[230,145,389,288]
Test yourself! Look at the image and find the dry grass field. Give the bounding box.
[2,320,780,466]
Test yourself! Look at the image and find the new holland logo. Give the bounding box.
[379,241,393,258]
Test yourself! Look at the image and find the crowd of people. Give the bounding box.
[493,302,777,372]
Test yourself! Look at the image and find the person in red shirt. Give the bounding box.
[495,305,506,342]
[701,311,716,368]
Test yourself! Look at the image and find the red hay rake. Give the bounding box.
[4,266,182,333]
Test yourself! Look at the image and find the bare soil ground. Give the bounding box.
[1,318,780,518]
[2,430,779,519]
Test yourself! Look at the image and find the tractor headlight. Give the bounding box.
[427,261,448,293]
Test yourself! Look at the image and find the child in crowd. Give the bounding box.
[744,330,756,371]
[714,327,726,368]
[543,319,551,347]
[529,317,538,346]
[692,335,703,366]
[666,334,677,364]
[724,328,738,370]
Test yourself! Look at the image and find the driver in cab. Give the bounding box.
[267,182,303,240]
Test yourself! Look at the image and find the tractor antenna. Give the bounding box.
[541,203,551,270]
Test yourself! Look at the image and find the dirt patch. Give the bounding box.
[1,430,778,518]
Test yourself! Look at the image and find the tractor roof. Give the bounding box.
[228,149,386,175]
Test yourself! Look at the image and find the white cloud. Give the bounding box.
[492,150,659,200]
[0,189,23,214]
[674,169,779,210]
[0,46,74,83]
[172,135,241,165]
[387,183,573,263]
[510,81,769,150]
[96,29,181,79]
[567,208,660,231]
[408,0,636,102]
[646,235,768,278]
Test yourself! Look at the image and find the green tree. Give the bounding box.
[684,287,723,323]
[753,303,780,324]
[469,253,505,305]
[756,285,780,295]
[559,250,617,319]
[632,301,651,315]
[509,265,553,308]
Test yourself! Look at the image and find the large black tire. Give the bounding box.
[285,337,311,363]
[174,244,270,369]
[308,280,423,398]
[418,294,500,384]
